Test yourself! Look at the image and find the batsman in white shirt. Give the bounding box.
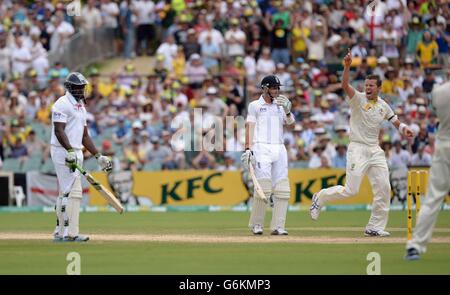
[405,80,450,260]
[309,51,415,237]
[241,75,295,235]
[51,72,113,242]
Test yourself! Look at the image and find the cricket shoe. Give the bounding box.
[364,229,391,237]
[63,235,90,242]
[309,192,322,221]
[270,228,288,235]
[404,248,420,261]
[251,224,263,235]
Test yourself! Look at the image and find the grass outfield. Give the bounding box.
[0,211,449,274]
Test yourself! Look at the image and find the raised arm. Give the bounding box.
[341,49,356,99]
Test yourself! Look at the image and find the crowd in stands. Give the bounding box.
[0,0,449,174]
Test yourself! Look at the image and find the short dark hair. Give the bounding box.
[365,75,382,87]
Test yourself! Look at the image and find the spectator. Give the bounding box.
[243,49,257,82]
[11,36,31,76]
[79,0,102,32]
[26,129,49,160]
[416,31,438,68]
[435,18,449,67]
[156,34,177,71]
[47,15,75,52]
[308,145,330,169]
[192,148,216,169]
[382,21,401,66]
[134,0,156,56]
[101,0,120,55]
[373,56,390,78]
[9,137,27,159]
[120,0,135,59]
[389,140,411,170]
[200,87,228,117]
[224,18,246,58]
[0,36,11,80]
[112,117,130,145]
[198,20,224,51]
[217,152,237,171]
[124,139,147,170]
[304,19,327,61]
[422,69,436,93]
[332,144,347,168]
[147,135,173,169]
[256,47,275,82]
[263,17,290,65]
[201,34,221,74]
[410,143,432,167]
[185,53,208,89]
[183,28,201,60]
[30,32,49,86]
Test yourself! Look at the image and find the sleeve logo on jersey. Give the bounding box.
[53,112,63,119]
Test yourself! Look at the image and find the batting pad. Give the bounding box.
[68,177,83,199]
[270,178,291,230]
[249,178,272,228]
[67,177,82,237]
[273,178,291,199]
[67,198,81,237]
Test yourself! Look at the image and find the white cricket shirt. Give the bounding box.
[348,90,395,146]
[432,81,450,142]
[246,96,288,144]
[50,92,87,149]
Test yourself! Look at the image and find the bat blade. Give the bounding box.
[248,164,268,203]
[75,164,124,214]
[97,183,124,214]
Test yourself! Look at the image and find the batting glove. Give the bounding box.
[65,149,78,172]
[96,153,113,172]
[241,149,255,170]
[275,95,292,114]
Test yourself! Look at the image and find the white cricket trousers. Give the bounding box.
[318,142,391,231]
[407,141,450,253]
[50,146,84,194]
[248,142,290,230]
[253,142,288,184]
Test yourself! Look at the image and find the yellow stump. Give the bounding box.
[416,171,421,216]
[407,170,428,240]
[407,171,413,241]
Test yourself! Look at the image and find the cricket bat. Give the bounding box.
[248,163,268,204]
[75,164,124,214]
